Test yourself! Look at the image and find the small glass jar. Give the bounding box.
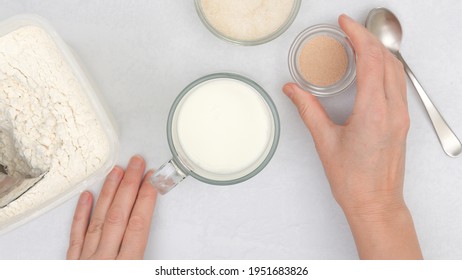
[195,0,301,46]
[288,24,356,97]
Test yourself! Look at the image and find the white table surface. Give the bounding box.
[0,0,461,260]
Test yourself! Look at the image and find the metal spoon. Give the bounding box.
[365,7,462,157]
[0,163,47,208]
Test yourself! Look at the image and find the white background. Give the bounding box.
[0,0,461,259]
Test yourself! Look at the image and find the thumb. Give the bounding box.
[283,83,335,142]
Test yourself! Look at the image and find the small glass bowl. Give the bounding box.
[195,0,301,46]
[288,24,356,97]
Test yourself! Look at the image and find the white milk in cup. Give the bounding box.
[151,73,280,194]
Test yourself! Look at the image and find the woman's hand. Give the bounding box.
[283,15,422,259]
[67,155,157,259]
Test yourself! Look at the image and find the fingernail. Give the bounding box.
[144,170,156,187]
[108,166,123,181]
[145,169,156,179]
[283,84,295,98]
[340,13,353,22]
[79,191,90,205]
[130,155,145,169]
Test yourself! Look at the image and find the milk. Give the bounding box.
[173,78,274,178]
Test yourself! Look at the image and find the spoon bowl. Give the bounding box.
[366,7,462,157]
[365,8,402,54]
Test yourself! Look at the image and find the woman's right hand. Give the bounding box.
[283,14,422,259]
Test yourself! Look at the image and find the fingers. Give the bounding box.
[80,166,124,258]
[95,155,146,258]
[394,59,408,106]
[384,53,407,106]
[283,83,335,143]
[67,155,156,260]
[339,14,408,110]
[339,14,386,105]
[118,170,157,259]
[67,191,93,260]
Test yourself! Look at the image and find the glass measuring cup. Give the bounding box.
[150,73,280,194]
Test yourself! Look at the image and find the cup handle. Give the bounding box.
[150,159,187,195]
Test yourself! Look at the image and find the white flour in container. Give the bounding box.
[200,0,295,41]
[0,25,110,223]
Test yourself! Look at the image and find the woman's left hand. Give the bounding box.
[67,155,157,260]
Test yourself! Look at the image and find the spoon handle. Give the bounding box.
[396,52,462,157]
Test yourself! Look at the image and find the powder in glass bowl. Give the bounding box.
[288,24,356,96]
[298,35,348,87]
[198,0,297,43]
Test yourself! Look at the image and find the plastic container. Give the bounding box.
[0,14,119,235]
[195,0,301,46]
[288,24,356,96]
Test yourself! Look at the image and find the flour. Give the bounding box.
[0,25,110,223]
[200,0,295,41]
